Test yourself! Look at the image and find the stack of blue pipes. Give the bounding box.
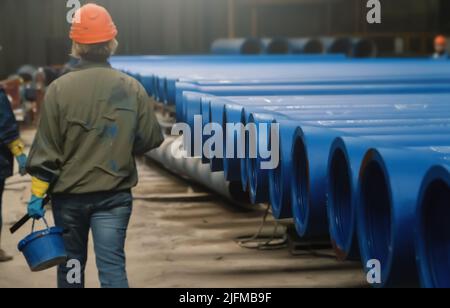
[210,37,377,57]
[111,55,450,288]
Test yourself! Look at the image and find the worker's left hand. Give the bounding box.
[15,154,28,176]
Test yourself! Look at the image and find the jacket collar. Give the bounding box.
[73,59,112,71]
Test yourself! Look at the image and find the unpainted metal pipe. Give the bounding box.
[146,137,249,203]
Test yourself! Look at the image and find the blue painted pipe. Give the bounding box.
[139,74,156,96]
[209,99,227,172]
[112,57,450,80]
[243,106,450,151]
[113,54,328,69]
[162,55,347,102]
[180,74,450,88]
[218,93,450,139]
[181,91,209,158]
[321,37,353,55]
[290,38,325,54]
[115,55,450,287]
[113,54,346,101]
[356,147,450,287]
[218,92,450,146]
[258,37,372,56]
[246,108,450,205]
[115,55,345,94]
[211,38,264,55]
[177,71,449,107]
[265,38,325,54]
[268,120,300,218]
[327,135,450,261]
[200,96,214,164]
[270,123,450,223]
[223,104,247,181]
[290,127,450,239]
[113,57,450,106]
[246,113,279,204]
[320,37,377,58]
[264,38,292,54]
[415,164,450,288]
[351,38,378,58]
[290,126,335,238]
[192,91,446,147]
[239,116,450,196]
[239,110,274,192]
[180,83,450,124]
[165,58,446,94]
[226,99,450,194]
[289,125,441,232]
[170,69,448,105]
[273,107,450,148]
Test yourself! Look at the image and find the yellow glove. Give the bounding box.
[7,139,25,157]
[8,139,28,176]
[31,177,50,198]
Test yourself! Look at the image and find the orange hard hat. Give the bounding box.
[435,35,447,46]
[70,4,118,44]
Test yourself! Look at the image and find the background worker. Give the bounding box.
[25,4,164,288]
[433,35,448,59]
[0,88,27,262]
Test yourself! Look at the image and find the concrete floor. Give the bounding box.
[0,129,366,288]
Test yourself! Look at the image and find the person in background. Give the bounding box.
[433,35,448,59]
[25,4,164,288]
[0,88,27,262]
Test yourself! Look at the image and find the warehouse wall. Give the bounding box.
[0,0,447,78]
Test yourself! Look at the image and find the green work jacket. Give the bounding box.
[27,60,164,194]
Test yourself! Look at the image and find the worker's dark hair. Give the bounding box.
[71,39,118,62]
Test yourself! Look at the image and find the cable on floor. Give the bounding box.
[236,203,288,250]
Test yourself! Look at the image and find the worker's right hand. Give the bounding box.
[28,177,50,220]
[27,195,46,220]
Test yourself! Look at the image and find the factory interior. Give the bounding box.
[0,0,449,291]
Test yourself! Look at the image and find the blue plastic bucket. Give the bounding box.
[18,219,67,272]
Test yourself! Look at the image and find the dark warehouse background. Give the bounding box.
[0,0,449,78]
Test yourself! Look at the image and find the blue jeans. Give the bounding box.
[52,191,132,288]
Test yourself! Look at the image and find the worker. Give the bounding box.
[0,88,28,262]
[433,35,448,59]
[26,3,164,288]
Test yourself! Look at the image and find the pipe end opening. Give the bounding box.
[242,39,263,54]
[329,38,353,55]
[422,178,450,288]
[329,148,353,251]
[354,39,377,58]
[267,39,290,54]
[292,136,309,233]
[304,40,325,54]
[360,160,392,268]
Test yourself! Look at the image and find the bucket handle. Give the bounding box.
[10,196,50,234]
[31,217,50,234]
